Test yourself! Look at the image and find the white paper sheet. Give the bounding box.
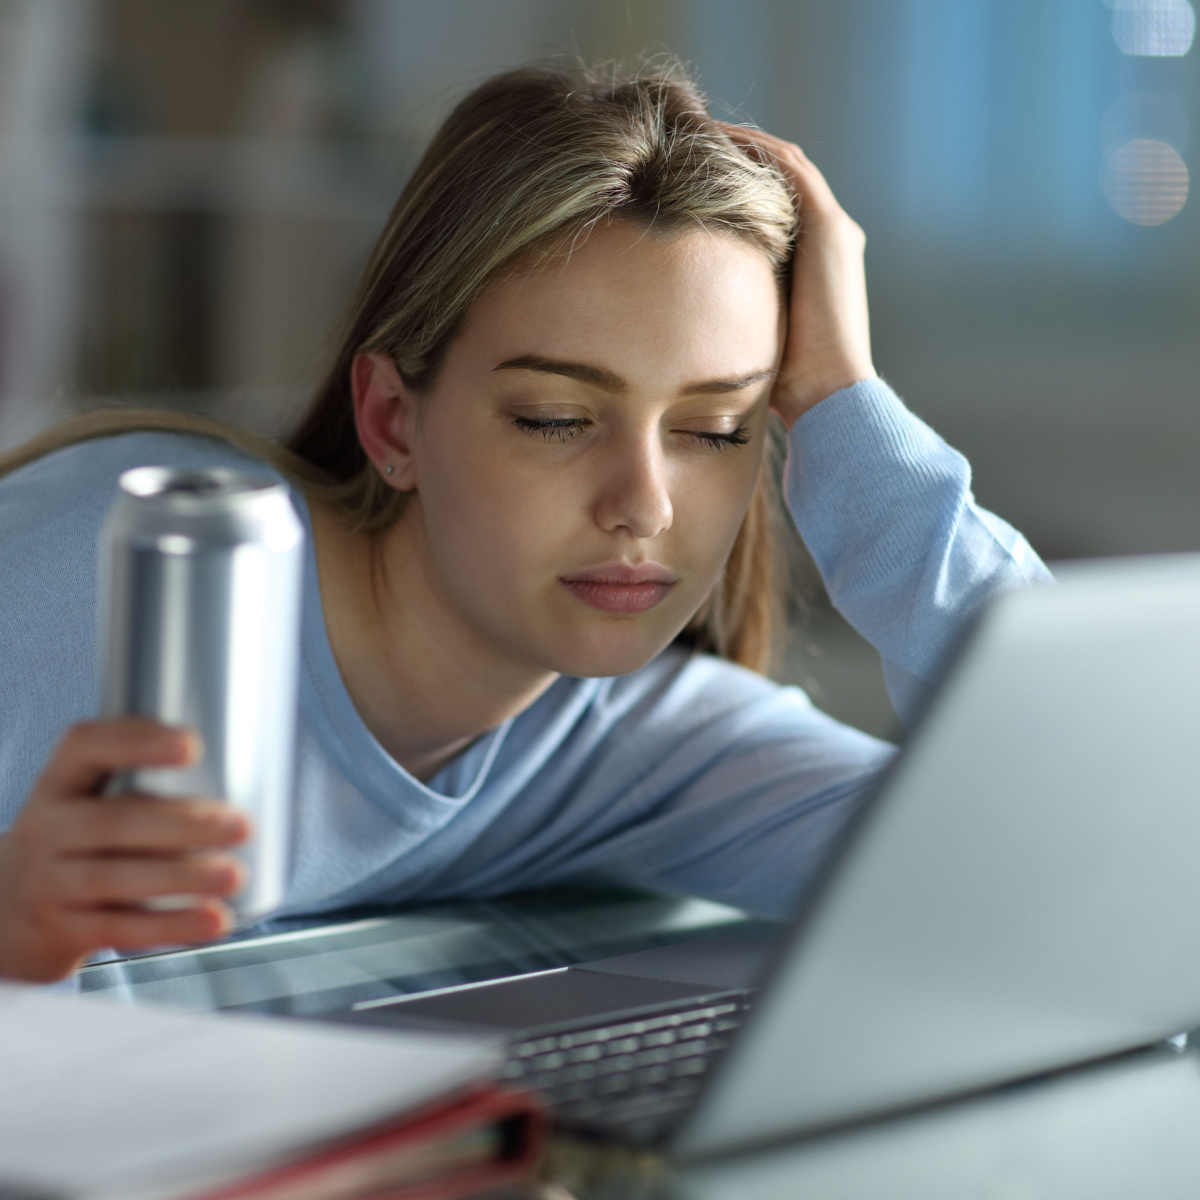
[0,982,500,1200]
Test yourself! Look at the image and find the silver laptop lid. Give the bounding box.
[675,554,1200,1158]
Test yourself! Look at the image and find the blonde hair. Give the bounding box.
[0,59,797,672]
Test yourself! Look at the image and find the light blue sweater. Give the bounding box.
[0,381,1051,922]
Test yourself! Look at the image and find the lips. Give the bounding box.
[560,562,677,615]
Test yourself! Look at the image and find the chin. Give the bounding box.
[542,624,681,679]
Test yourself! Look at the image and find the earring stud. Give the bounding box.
[384,465,394,476]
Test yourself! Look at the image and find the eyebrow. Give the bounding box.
[492,355,776,396]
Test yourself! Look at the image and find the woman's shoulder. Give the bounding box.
[2,429,280,491]
[0,430,285,542]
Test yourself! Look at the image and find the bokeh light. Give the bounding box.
[1110,0,1196,57]
[1102,138,1190,223]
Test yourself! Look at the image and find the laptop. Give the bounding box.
[335,554,1200,1159]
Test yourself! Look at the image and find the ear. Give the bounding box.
[351,352,419,490]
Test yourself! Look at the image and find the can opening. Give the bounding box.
[119,466,273,500]
[159,474,225,496]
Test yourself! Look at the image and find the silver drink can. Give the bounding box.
[98,466,305,921]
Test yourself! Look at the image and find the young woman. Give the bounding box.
[0,63,1050,983]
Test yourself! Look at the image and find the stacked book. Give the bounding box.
[0,983,543,1200]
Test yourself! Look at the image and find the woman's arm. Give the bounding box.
[725,124,1052,722]
[787,380,1052,724]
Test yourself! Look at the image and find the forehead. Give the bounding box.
[449,221,782,387]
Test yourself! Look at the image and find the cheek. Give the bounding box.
[415,426,574,589]
[671,453,764,577]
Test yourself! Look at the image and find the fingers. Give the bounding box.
[715,122,875,423]
[60,901,235,955]
[0,899,235,983]
[717,122,848,225]
[0,721,249,982]
[55,795,248,855]
[49,851,245,906]
[39,719,202,798]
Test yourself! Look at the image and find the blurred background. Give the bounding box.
[1,0,1197,737]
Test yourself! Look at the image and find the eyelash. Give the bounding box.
[512,416,587,443]
[511,417,751,450]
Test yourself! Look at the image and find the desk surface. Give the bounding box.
[528,1040,1200,1200]
[75,891,1200,1200]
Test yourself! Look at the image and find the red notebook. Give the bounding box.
[192,1086,544,1200]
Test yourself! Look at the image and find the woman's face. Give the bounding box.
[399,220,784,679]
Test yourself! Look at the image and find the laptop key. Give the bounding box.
[565,1044,604,1063]
[605,1036,642,1055]
[558,1063,599,1084]
[498,991,752,1136]
[595,1073,634,1095]
[631,1047,674,1067]
[632,1065,673,1086]
[642,1029,677,1046]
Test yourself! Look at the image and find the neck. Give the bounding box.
[307,496,557,782]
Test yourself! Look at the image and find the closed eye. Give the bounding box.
[690,427,751,450]
[512,416,751,449]
[512,415,589,442]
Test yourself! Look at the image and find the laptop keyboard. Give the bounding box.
[497,994,752,1141]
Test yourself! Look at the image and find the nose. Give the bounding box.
[593,430,674,540]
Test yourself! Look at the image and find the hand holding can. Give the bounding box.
[0,719,248,982]
[97,466,304,922]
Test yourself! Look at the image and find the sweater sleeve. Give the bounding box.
[785,379,1053,724]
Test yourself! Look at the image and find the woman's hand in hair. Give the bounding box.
[0,720,248,982]
[721,123,877,426]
